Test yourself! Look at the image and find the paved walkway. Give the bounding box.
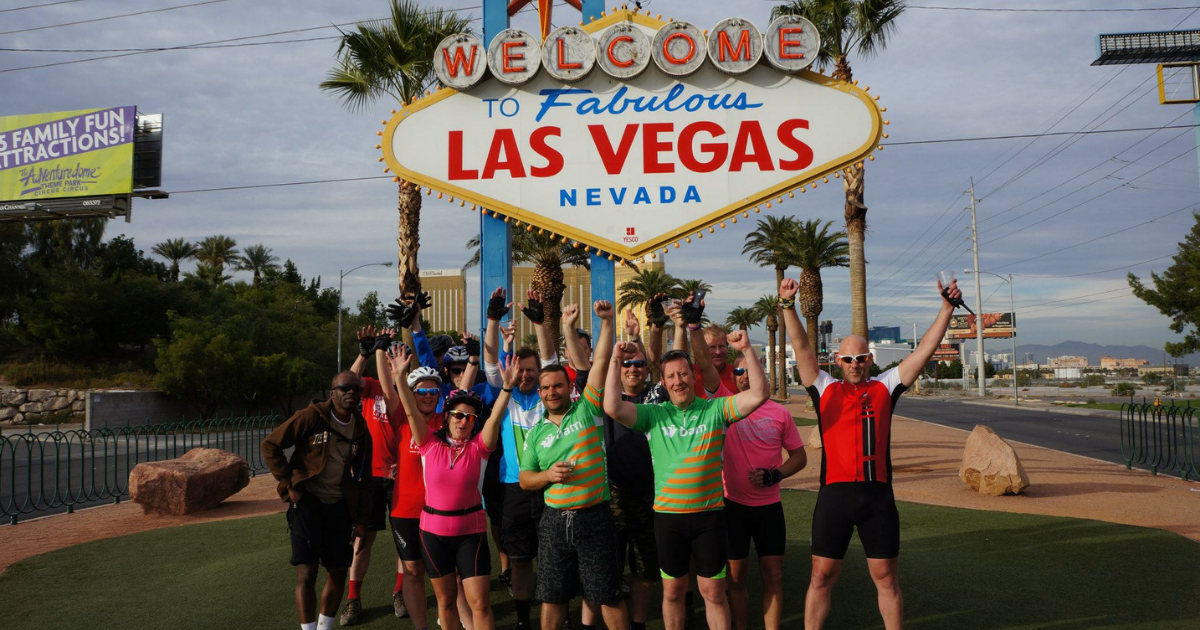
[3,396,1198,574]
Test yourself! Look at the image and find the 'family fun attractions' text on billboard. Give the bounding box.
[382,11,885,262]
[0,106,136,203]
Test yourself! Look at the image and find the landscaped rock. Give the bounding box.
[0,412,24,426]
[1,390,26,406]
[71,400,85,413]
[129,448,250,516]
[807,426,822,450]
[43,396,71,412]
[19,401,43,414]
[960,425,1030,496]
[0,406,18,422]
[26,389,53,403]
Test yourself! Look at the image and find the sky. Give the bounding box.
[2,0,1199,349]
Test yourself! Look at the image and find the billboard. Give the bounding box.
[0,106,136,202]
[381,10,884,262]
[932,343,961,361]
[947,312,1016,339]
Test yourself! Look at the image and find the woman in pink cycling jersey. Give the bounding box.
[394,345,516,630]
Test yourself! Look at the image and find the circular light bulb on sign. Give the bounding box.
[542,26,595,83]
[707,18,762,75]
[652,21,706,77]
[595,23,651,80]
[434,33,487,90]
[487,28,541,86]
[763,15,819,73]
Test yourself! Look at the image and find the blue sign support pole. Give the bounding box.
[480,0,512,336]
[580,0,614,337]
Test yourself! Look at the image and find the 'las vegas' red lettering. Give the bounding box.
[588,124,638,174]
[777,119,814,170]
[678,121,728,173]
[642,123,674,174]
[481,129,526,179]
[730,121,774,172]
[529,126,563,177]
[447,130,478,180]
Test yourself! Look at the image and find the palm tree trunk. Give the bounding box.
[846,164,868,339]
[532,262,565,350]
[775,267,788,399]
[397,180,423,296]
[170,262,180,282]
[766,319,778,395]
[799,268,824,351]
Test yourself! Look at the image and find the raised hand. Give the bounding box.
[679,291,704,324]
[358,326,377,356]
[386,299,413,327]
[413,291,432,311]
[562,303,580,328]
[499,354,520,389]
[594,300,614,320]
[614,340,638,361]
[389,344,412,375]
[372,327,396,352]
[780,278,799,300]
[500,322,516,348]
[520,290,545,324]
[488,287,512,321]
[463,332,481,358]
[728,329,750,352]
[624,308,640,339]
[646,293,669,327]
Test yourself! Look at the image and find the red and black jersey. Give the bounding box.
[806,368,907,485]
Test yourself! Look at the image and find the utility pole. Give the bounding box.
[969,178,986,397]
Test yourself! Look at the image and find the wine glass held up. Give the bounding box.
[937,271,974,315]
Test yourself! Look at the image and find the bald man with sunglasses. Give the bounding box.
[779,276,962,630]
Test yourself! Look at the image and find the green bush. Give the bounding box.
[1084,374,1106,387]
[1112,382,1137,397]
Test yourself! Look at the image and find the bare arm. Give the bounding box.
[481,355,518,451]
[562,304,591,371]
[603,341,641,427]
[459,332,481,390]
[897,279,960,387]
[780,447,807,478]
[483,287,510,365]
[669,304,688,354]
[390,346,428,444]
[375,328,399,415]
[626,307,657,382]
[727,330,769,419]
[780,278,820,387]
[587,300,616,392]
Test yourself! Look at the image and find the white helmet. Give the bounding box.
[407,366,443,388]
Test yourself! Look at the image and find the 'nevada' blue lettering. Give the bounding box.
[535,86,762,122]
[586,188,601,205]
[560,189,576,206]
[557,185,702,207]
[683,186,701,203]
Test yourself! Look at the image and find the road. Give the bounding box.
[893,397,1129,466]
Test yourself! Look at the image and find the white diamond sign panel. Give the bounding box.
[382,11,884,261]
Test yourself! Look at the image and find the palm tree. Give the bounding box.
[754,295,782,396]
[792,219,850,350]
[743,215,799,397]
[237,244,279,283]
[725,306,760,333]
[617,268,681,312]
[772,0,907,339]
[151,238,197,281]
[320,0,472,297]
[195,235,239,276]
[465,229,591,343]
[677,278,713,301]
[183,261,231,287]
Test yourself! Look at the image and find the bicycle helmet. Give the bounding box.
[407,366,443,388]
[444,388,485,416]
[443,346,470,365]
[429,334,455,360]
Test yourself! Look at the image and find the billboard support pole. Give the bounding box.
[580,0,614,336]
[969,178,986,398]
[480,0,512,336]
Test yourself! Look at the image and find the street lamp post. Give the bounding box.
[966,269,1018,405]
[338,261,393,371]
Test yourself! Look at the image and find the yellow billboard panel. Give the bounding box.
[0,106,136,202]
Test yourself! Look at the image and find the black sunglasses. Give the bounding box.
[622,359,647,368]
[838,353,871,365]
[732,367,747,376]
[332,384,362,393]
[448,366,465,375]
[448,410,477,422]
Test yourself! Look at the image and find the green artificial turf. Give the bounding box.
[3,491,1197,629]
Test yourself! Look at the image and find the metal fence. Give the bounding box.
[0,414,282,524]
[1119,398,1200,480]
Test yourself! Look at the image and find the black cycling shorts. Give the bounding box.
[654,510,728,580]
[500,483,543,560]
[611,487,659,582]
[366,479,393,532]
[725,498,786,560]
[390,516,422,562]
[288,493,353,569]
[811,481,900,560]
[419,529,492,579]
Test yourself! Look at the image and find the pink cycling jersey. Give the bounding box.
[418,431,491,536]
[722,399,804,506]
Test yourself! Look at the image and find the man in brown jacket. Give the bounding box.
[262,370,375,630]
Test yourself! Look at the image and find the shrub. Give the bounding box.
[1112,382,1137,397]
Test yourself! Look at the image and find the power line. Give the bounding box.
[0,0,93,14]
[908,4,1200,12]
[170,176,392,195]
[0,35,342,53]
[1017,255,1174,279]
[0,0,238,37]
[882,123,1200,146]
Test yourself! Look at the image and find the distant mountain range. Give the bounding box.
[1014,341,1198,366]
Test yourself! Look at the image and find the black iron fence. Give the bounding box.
[1119,398,1200,480]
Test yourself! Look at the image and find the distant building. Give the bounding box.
[1138,364,1189,377]
[870,340,913,369]
[1049,355,1088,369]
[868,326,901,343]
[511,260,664,342]
[419,268,467,334]
[1100,356,1148,370]
[1054,367,1083,379]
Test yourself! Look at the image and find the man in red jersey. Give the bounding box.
[780,276,961,630]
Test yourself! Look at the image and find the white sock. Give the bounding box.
[301,623,317,630]
[317,614,336,630]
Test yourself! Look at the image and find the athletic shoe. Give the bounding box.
[499,568,513,596]
[339,598,362,626]
[393,591,408,618]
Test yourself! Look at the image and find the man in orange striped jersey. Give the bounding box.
[603,330,770,630]
[519,300,629,630]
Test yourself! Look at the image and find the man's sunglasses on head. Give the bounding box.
[332,384,362,393]
[838,353,871,365]
[622,359,647,368]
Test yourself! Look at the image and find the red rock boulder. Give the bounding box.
[129,448,250,516]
